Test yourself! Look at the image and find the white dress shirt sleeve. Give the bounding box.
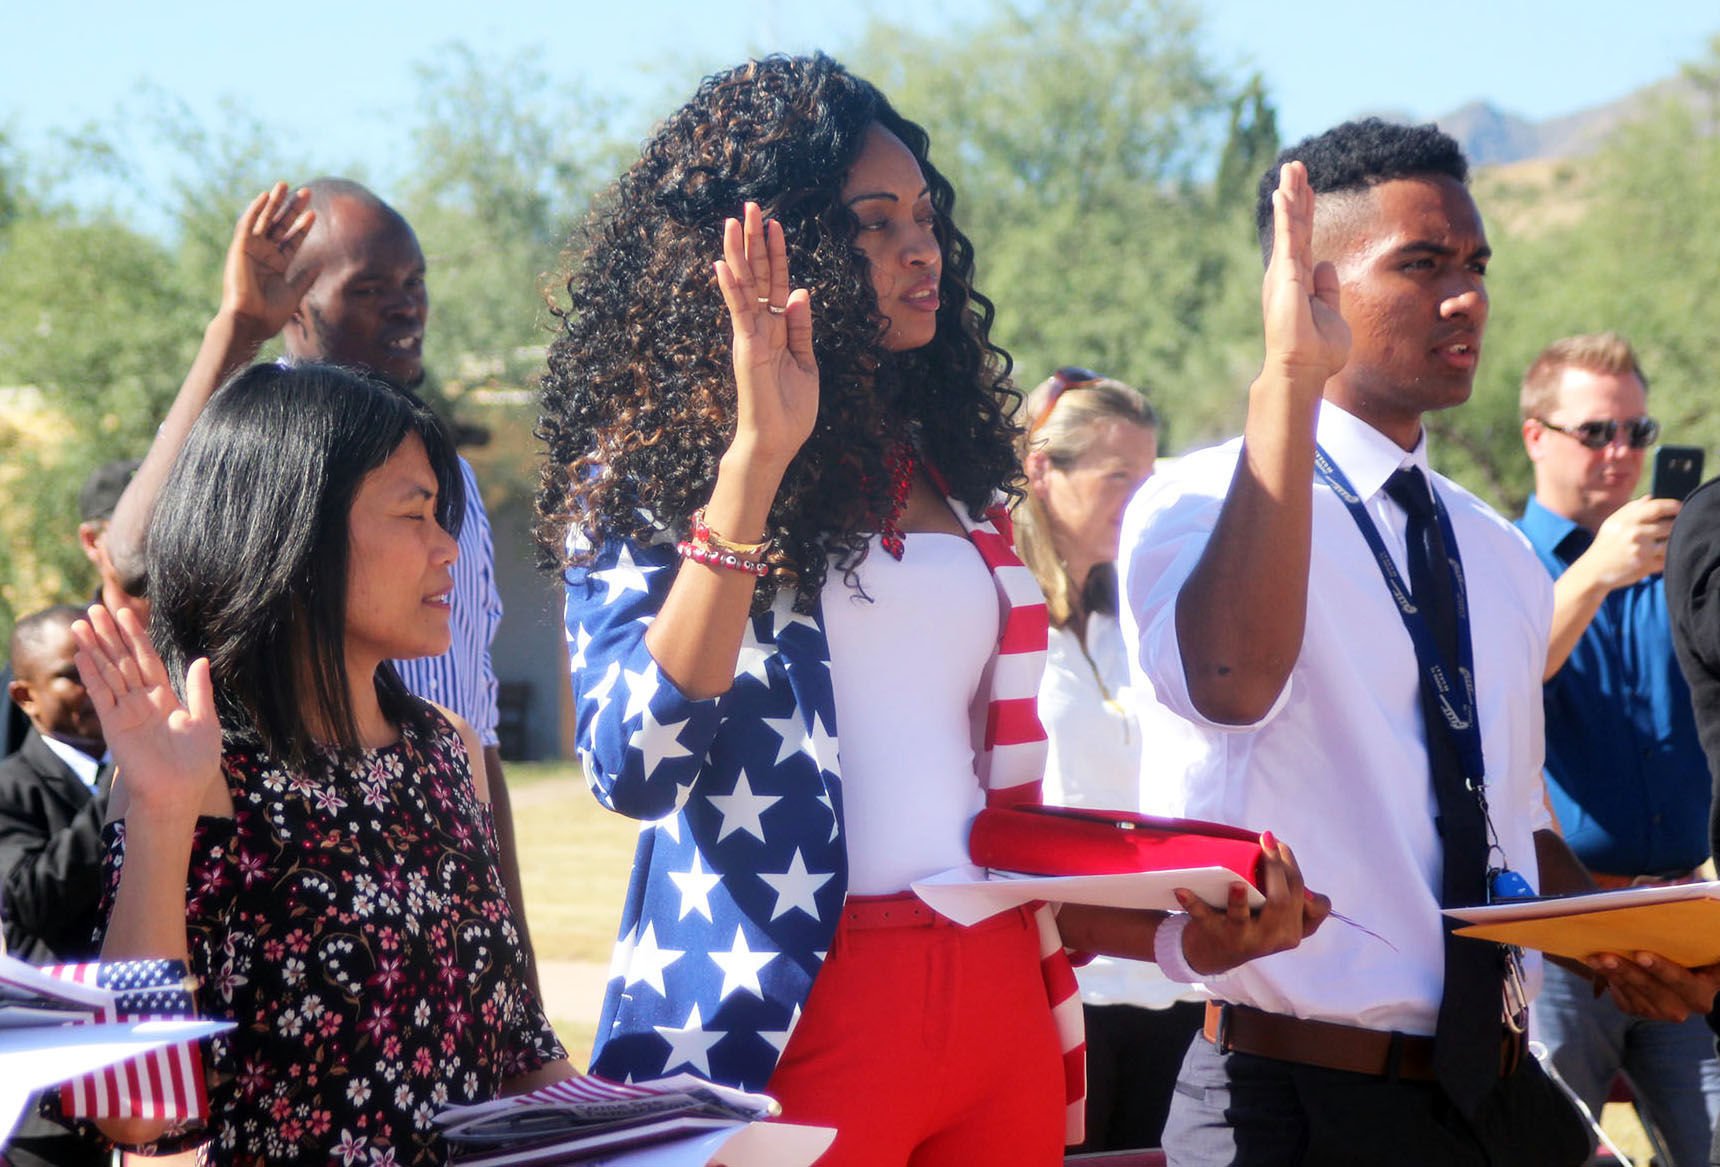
[1119,445,1294,734]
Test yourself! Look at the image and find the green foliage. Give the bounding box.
[0,47,617,650]
[1447,34,1720,514]
[400,44,622,403]
[5,15,1720,652]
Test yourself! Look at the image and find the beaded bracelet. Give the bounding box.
[690,507,774,558]
[677,539,769,578]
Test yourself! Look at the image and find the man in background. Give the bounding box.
[0,603,112,1167]
[77,457,146,624]
[1,459,139,760]
[1517,333,1720,1165]
[103,179,537,989]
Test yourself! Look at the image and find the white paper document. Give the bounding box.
[1442,880,1720,925]
[911,864,1265,927]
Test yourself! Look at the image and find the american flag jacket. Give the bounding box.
[564,498,1088,1142]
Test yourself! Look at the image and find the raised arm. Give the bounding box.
[70,605,230,962]
[1174,162,1350,724]
[641,201,819,698]
[106,184,316,590]
[70,604,230,1145]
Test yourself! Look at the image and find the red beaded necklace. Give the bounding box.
[877,439,916,560]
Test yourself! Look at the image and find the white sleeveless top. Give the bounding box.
[822,533,998,894]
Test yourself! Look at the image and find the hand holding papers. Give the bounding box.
[1447,880,1720,967]
[914,805,1270,925]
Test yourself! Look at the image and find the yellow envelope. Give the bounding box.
[1448,883,1720,968]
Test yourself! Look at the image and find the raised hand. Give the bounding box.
[1262,161,1349,386]
[1179,832,1331,976]
[221,181,318,343]
[71,605,222,819]
[712,201,819,470]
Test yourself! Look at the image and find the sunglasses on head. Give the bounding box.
[1535,415,1661,450]
[1029,366,1106,437]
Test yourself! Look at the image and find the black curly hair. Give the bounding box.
[1255,117,1469,263]
[535,53,1020,612]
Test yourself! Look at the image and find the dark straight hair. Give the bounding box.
[147,362,464,766]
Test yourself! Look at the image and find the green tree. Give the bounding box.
[393,44,624,501]
[1446,34,1720,513]
[399,46,618,387]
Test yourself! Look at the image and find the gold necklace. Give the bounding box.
[1070,618,1131,744]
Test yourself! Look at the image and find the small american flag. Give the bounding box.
[46,958,208,1122]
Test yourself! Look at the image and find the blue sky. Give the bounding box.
[5,0,1717,218]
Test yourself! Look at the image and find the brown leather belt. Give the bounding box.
[1204,1002,1524,1081]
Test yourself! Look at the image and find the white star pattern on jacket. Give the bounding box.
[563,506,1088,1142]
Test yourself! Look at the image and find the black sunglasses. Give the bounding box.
[1535,416,1660,451]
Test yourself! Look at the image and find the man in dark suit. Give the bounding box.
[0,603,112,1167]
[1,459,139,759]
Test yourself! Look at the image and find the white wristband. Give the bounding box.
[1154,912,1202,983]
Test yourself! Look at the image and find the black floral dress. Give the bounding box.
[102,704,563,1165]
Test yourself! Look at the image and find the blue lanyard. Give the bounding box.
[1312,446,1488,794]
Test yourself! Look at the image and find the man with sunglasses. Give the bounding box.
[1517,333,1720,1165]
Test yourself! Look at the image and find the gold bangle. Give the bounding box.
[690,507,773,558]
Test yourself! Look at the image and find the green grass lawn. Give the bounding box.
[508,760,638,963]
[506,759,637,1063]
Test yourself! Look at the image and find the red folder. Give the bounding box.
[968,805,1266,888]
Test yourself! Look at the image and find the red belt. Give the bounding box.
[840,893,1035,931]
[841,893,948,930]
[1205,1002,1525,1081]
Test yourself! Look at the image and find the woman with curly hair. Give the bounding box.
[537,53,1324,1165]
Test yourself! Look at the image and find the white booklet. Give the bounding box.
[911,863,1264,927]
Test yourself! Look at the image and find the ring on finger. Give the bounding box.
[756,296,772,305]
[767,304,788,315]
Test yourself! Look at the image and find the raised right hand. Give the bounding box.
[1261,161,1349,387]
[713,201,819,470]
[220,181,318,342]
[1583,495,1681,590]
[71,605,222,819]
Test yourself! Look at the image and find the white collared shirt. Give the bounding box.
[1119,402,1553,1035]
[393,457,504,746]
[39,733,106,791]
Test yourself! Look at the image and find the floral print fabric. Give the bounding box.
[103,705,562,1164]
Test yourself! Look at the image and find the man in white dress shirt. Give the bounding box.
[1119,119,1720,1165]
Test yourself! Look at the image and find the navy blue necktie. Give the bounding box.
[1384,466,1500,1115]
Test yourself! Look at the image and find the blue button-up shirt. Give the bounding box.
[1519,496,1711,875]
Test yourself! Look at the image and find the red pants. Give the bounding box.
[767,895,1065,1166]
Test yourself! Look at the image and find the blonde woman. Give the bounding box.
[1016,368,1202,1153]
